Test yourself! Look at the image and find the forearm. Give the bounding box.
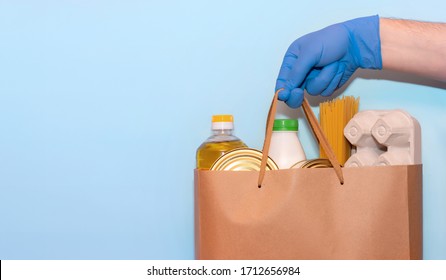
[380,18,446,81]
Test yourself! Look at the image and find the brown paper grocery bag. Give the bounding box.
[194,91,422,260]
[195,165,422,259]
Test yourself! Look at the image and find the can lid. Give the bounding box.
[210,148,279,171]
[290,158,333,168]
[273,119,298,131]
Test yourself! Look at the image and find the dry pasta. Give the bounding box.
[319,96,359,165]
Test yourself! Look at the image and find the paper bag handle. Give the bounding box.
[258,89,344,187]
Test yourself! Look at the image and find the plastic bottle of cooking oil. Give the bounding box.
[196,115,247,169]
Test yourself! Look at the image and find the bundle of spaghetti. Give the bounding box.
[319,96,359,165]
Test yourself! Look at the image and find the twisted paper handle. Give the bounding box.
[258,89,344,187]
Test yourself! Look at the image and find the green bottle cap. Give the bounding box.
[273,119,299,131]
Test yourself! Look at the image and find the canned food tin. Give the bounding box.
[291,158,333,168]
[210,148,279,171]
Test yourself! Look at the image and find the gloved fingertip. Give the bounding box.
[277,88,290,101]
[285,88,304,108]
[285,97,303,108]
[305,79,321,96]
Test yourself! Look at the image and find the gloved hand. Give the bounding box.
[276,15,382,108]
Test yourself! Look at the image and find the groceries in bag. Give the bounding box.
[268,119,306,169]
[343,110,388,167]
[344,110,421,167]
[210,148,278,171]
[197,104,421,171]
[319,96,359,165]
[196,115,247,169]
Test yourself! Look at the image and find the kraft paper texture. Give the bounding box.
[194,165,422,260]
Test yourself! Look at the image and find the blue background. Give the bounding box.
[1,0,445,259]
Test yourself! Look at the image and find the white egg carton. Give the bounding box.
[344,110,421,167]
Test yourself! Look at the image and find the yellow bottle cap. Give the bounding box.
[212,115,233,123]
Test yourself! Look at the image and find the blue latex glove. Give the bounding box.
[276,15,382,108]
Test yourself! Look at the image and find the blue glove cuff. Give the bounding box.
[343,15,382,70]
